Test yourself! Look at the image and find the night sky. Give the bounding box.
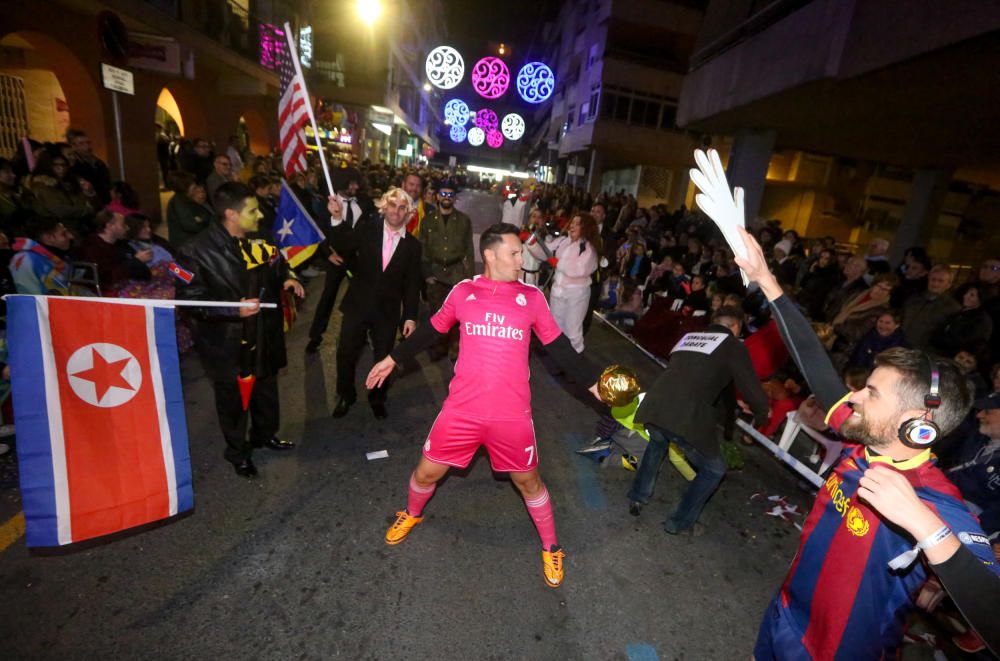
[440,0,559,61]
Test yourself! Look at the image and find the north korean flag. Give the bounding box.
[7,295,194,547]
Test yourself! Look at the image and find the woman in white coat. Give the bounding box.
[526,212,600,351]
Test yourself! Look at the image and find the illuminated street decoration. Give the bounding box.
[299,26,313,68]
[475,108,498,131]
[258,24,287,71]
[486,128,504,149]
[516,62,555,103]
[450,125,467,143]
[444,98,470,126]
[467,127,485,146]
[501,113,525,140]
[425,46,464,89]
[471,57,510,99]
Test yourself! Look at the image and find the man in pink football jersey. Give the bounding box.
[366,222,602,588]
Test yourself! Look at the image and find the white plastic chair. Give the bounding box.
[776,411,844,476]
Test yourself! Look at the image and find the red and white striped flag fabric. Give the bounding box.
[278,32,310,177]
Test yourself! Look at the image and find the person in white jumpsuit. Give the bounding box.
[526,212,599,351]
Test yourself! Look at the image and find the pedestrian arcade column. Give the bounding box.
[725,129,776,227]
[888,168,952,265]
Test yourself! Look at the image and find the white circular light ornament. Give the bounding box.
[501,113,525,140]
[425,46,464,90]
[450,125,467,143]
[467,126,485,146]
[516,62,555,103]
[444,99,470,126]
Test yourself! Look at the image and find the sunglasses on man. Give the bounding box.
[438,190,456,198]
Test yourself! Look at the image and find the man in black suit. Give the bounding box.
[582,201,617,335]
[306,167,371,353]
[326,186,422,419]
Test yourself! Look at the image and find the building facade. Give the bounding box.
[0,0,312,221]
[535,0,707,207]
[304,0,444,168]
[677,0,1000,263]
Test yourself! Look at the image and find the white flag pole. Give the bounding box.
[3,295,277,310]
[283,22,334,196]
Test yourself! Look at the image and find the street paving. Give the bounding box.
[0,192,813,660]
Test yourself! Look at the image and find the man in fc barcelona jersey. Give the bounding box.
[733,227,999,661]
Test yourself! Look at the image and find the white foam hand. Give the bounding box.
[689,148,749,285]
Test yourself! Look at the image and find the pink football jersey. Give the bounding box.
[431,276,562,418]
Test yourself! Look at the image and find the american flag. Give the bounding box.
[278,37,309,177]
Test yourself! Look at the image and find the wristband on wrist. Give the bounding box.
[888,526,952,570]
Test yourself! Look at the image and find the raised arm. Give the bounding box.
[734,226,849,413]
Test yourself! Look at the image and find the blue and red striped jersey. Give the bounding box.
[763,397,999,660]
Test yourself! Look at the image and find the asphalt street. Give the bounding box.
[0,191,814,660]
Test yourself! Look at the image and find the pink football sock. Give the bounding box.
[524,487,558,550]
[407,474,436,517]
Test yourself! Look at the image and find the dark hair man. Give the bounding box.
[78,209,152,293]
[734,226,998,660]
[402,172,425,235]
[175,182,304,477]
[625,304,769,532]
[66,128,111,206]
[365,222,603,588]
[9,217,72,295]
[418,179,474,361]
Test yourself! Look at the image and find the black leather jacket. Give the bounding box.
[174,220,291,381]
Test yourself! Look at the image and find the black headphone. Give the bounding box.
[898,354,942,448]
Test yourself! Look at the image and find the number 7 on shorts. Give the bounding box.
[525,445,535,466]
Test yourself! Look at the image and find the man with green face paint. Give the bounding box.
[176,182,305,477]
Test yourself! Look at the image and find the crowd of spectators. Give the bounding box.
[511,179,999,654]
[0,126,997,651]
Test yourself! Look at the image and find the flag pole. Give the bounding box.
[283,22,334,196]
[3,295,277,309]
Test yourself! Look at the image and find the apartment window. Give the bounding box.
[660,105,677,130]
[613,95,630,122]
[587,88,600,120]
[629,99,646,125]
[601,92,616,120]
[587,44,599,71]
[643,101,660,127]
[578,105,586,126]
[566,107,575,132]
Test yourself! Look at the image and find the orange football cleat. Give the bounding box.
[542,545,566,588]
[385,510,423,545]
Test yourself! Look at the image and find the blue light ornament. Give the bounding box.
[516,62,555,104]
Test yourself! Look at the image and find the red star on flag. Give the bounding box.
[70,348,134,402]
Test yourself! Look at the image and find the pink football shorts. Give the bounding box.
[423,407,539,472]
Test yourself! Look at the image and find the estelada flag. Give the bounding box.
[7,295,194,547]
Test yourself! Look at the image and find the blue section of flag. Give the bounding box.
[8,296,59,547]
[153,306,195,513]
[273,181,325,252]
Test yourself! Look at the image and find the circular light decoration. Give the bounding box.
[486,128,504,149]
[501,113,525,140]
[425,46,464,90]
[475,108,499,131]
[449,125,468,143]
[467,127,485,146]
[471,57,510,99]
[444,98,470,126]
[516,62,555,103]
